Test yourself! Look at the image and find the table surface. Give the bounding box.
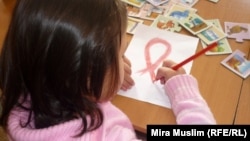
[112,0,250,133]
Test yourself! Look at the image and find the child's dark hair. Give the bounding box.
[0,0,127,136]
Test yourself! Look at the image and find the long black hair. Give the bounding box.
[0,0,127,136]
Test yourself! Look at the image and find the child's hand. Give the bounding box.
[155,60,186,84]
[121,56,135,91]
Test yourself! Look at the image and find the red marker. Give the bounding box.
[154,42,218,82]
[171,42,218,70]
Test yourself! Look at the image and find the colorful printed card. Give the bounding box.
[197,25,227,45]
[160,0,198,16]
[150,15,182,32]
[201,19,232,55]
[149,4,168,15]
[139,3,164,20]
[122,0,146,8]
[126,4,141,18]
[224,22,250,42]
[127,3,162,20]
[178,13,211,35]
[127,17,144,34]
[221,50,250,79]
[166,4,197,21]
[202,39,232,55]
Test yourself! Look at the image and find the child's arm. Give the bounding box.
[165,74,216,124]
[156,60,216,124]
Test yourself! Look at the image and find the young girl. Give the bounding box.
[0,0,215,140]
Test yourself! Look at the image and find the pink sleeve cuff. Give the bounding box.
[164,74,203,105]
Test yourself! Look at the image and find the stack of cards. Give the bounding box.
[121,0,250,79]
[221,50,250,79]
[165,4,228,47]
[124,0,234,58]
[123,0,201,34]
[197,21,227,45]
[166,5,203,34]
[177,13,211,35]
[201,19,232,55]
[150,4,197,32]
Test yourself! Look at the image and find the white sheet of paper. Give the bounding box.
[118,24,199,108]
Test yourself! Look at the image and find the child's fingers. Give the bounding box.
[123,56,131,67]
[155,67,175,83]
[120,78,133,91]
[162,60,186,74]
[124,62,132,74]
[156,60,187,83]
[162,60,177,68]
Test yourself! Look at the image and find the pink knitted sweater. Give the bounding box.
[7,74,216,141]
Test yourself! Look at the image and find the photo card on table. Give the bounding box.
[221,50,250,79]
[151,15,182,32]
[201,19,232,55]
[166,4,197,21]
[224,22,250,42]
[126,2,163,21]
[178,13,211,35]
[197,25,227,45]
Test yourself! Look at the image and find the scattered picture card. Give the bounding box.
[202,38,232,55]
[122,0,146,8]
[127,3,161,20]
[160,1,183,16]
[224,22,250,42]
[166,4,197,21]
[127,17,144,34]
[178,13,211,35]
[146,0,169,6]
[221,50,250,79]
[139,3,163,20]
[150,15,182,32]
[197,25,227,45]
[126,4,141,18]
[206,19,223,29]
[146,3,168,15]
[201,19,232,55]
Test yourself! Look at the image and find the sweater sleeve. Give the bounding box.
[164,74,216,124]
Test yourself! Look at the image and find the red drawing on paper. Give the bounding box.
[137,37,172,82]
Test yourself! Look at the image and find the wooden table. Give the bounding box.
[112,0,250,133]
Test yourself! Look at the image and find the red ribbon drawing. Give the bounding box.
[137,37,172,82]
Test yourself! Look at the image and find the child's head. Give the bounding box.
[0,0,127,136]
